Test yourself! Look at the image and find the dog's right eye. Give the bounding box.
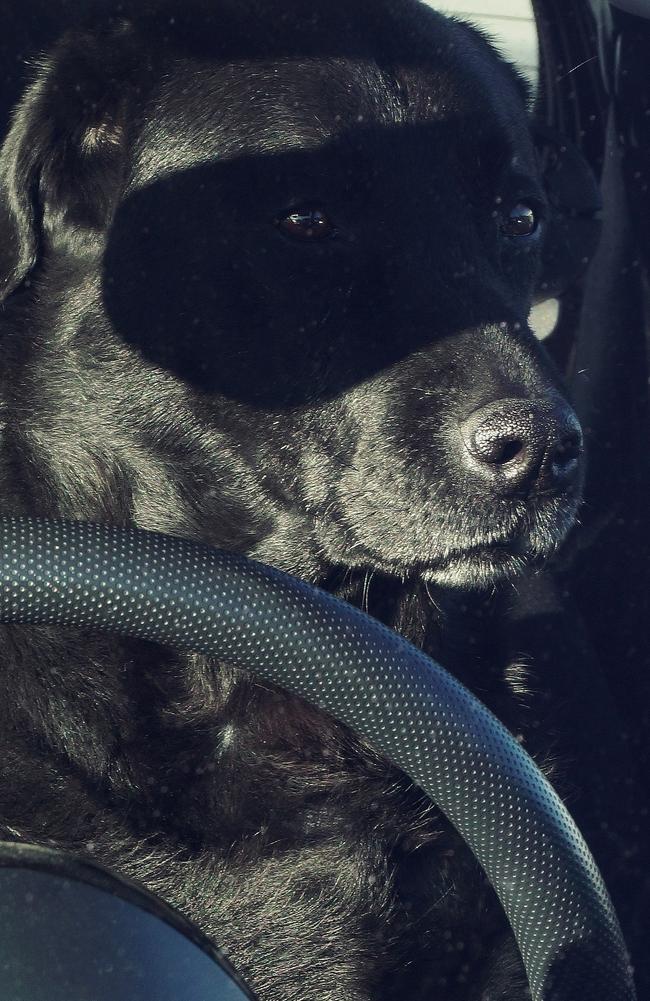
[500,202,540,238]
[275,208,336,241]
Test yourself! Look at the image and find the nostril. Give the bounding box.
[493,438,525,465]
[550,432,582,476]
[469,422,532,469]
[554,433,581,462]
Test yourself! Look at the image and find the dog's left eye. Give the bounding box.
[275,208,336,241]
[500,203,539,238]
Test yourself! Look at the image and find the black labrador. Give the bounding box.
[0,2,585,998]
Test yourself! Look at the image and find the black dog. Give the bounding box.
[0,2,585,998]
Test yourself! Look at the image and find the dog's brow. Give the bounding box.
[388,66,466,123]
[131,56,460,181]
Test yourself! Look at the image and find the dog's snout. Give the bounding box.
[458,398,583,496]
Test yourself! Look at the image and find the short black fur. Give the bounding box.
[0,2,586,998]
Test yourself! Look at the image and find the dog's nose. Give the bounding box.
[458,398,583,496]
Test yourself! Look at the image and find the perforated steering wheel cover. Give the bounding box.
[0,518,636,1001]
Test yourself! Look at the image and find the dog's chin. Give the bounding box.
[352,499,581,591]
[414,515,578,590]
[314,493,581,592]
[419,544,537,590]
[419,511,578,590]
[429,499,582,590]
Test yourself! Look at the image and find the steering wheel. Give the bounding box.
[0,517,636,1001]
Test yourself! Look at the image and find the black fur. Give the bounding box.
[0,2,585,998]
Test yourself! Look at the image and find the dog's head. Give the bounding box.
[0,0,584,589]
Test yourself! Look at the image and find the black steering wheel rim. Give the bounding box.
[0,517,636,1001]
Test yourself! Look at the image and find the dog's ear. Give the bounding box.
[0,86,43,300]
[0,24,138,302]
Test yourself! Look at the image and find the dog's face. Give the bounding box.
[0,0,584,590]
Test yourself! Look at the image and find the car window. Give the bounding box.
[427,0,539,89]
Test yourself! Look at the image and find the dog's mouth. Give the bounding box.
[345,495,581,590]
[416,513,578,588]
[416,537,540,589]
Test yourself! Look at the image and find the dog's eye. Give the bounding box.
[276,208,336,241]
[501,203,539,238]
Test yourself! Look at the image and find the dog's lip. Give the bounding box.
[449,535,530,560]
[417,535,533,571]
[413,538,541,586]
[355,532,534,578]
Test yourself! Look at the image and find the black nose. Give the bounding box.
[459,398,583,496]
